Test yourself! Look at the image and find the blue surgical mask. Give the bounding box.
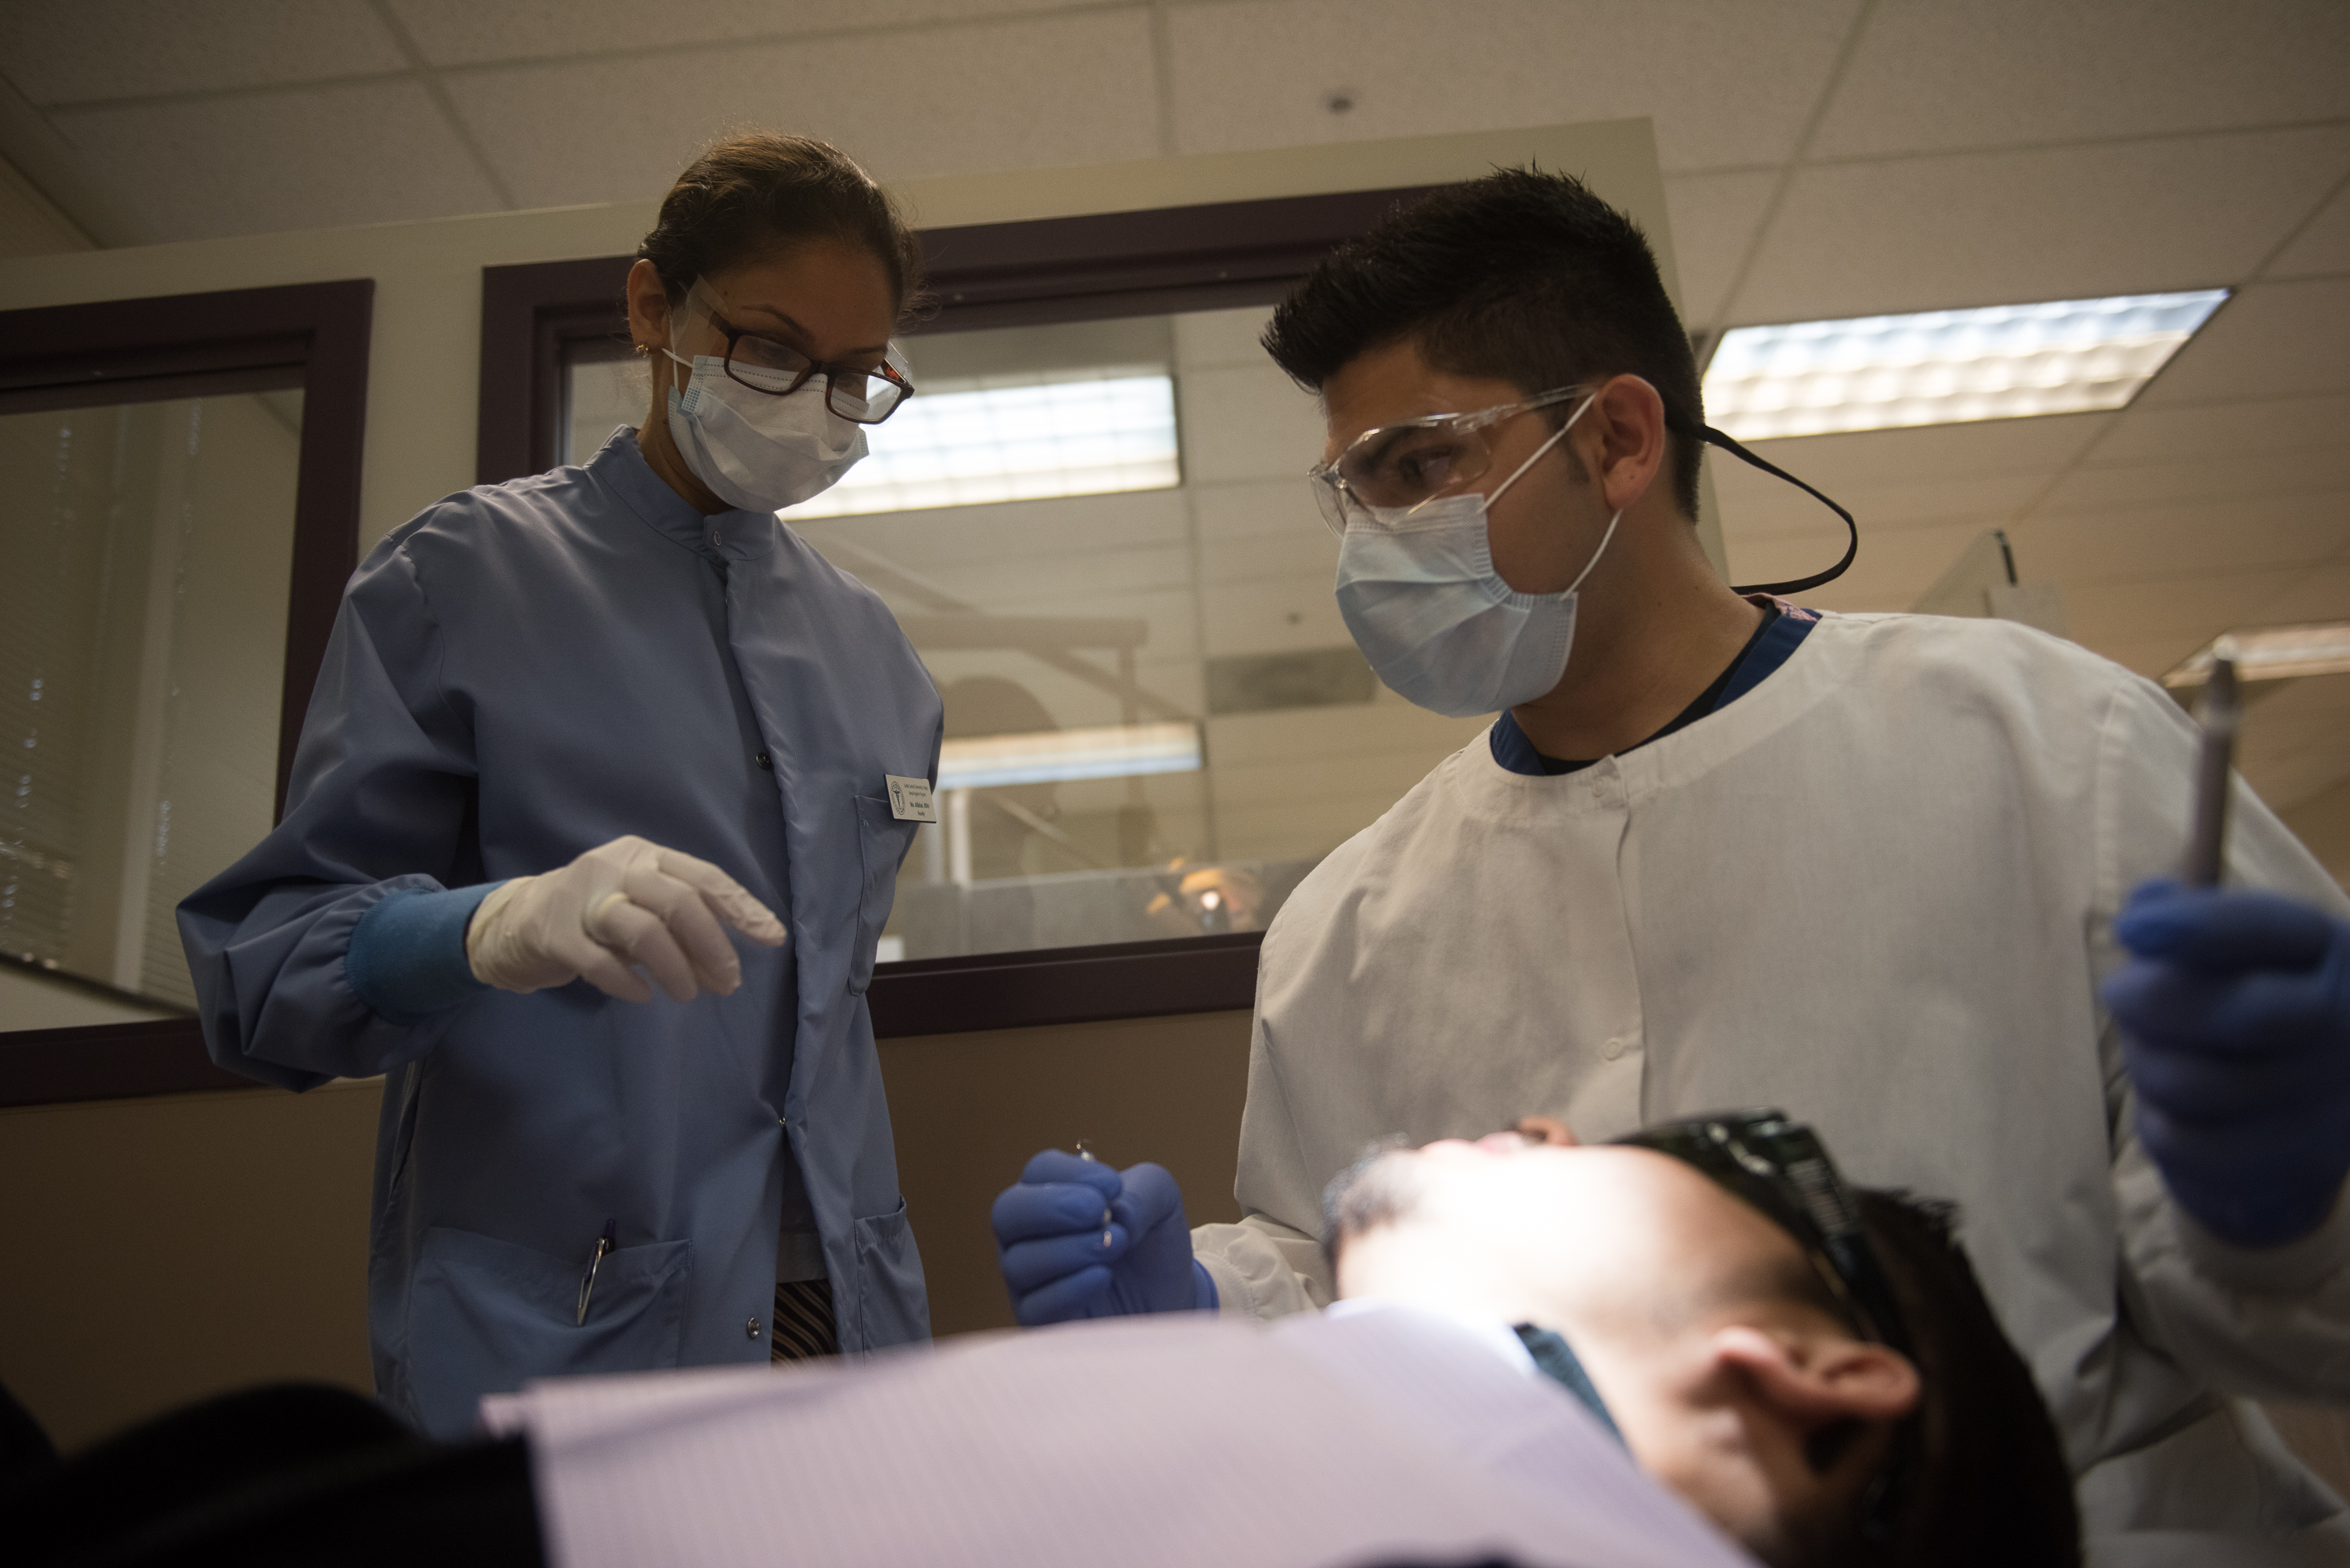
[1333,393,1618,718]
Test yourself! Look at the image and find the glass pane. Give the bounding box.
[566,347,644,467]
[562,307,1490,963]
[0,388,301,1006]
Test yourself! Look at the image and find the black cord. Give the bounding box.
[1696,424,1860,598]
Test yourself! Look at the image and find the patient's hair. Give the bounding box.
[1322,1165,2080,1568]
[637,131,927,318]
[1260,166,1705,518]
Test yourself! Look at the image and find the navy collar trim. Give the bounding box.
[1488,598,1819,777]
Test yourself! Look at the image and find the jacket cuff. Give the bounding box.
[345,883,500,1024]
[2177,1183,2350,1295]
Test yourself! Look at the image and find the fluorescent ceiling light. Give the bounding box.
[788,370,1179,518]
[937,721,1202,790]
[2164,623,2350,688]
[1703,290,2229,441]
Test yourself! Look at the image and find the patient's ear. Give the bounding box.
[1513,1115,1578,1147]
[1708,1324,1920,1432]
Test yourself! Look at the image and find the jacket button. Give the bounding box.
[754,751,773,771]
[747,1317,763,1339]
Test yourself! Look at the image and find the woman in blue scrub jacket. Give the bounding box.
[179,133,942,1437]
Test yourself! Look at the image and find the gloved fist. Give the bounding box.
[2104,877,2350,1248]
[991,1150,1216,1326]
[466,834,786,1003]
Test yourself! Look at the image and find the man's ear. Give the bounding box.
[1708,1323,1921,1429]
[1584,374,1668,513]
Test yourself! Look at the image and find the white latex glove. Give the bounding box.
[465,835,786,1003]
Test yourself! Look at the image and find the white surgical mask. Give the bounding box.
[1334,394,1619,718]
[663,349,869,513]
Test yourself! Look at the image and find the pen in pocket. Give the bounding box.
[577,1218,616,1325]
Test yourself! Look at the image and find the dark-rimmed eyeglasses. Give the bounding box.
[1613,1108,1914,1541]
[683,281,915,425]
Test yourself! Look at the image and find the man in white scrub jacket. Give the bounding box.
[993,169,2350,1562]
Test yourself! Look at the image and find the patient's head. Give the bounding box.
[1324,1118,2078,1568]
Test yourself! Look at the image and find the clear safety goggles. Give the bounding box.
[1307,385,1594,536]
[679,280,915,425]
[1307,380,1864,599]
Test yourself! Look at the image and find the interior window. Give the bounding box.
[0,387,302,1008]
[563,307,1490,962]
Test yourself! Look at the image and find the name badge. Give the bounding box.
[885,775,938,822]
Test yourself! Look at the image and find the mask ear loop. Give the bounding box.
[1564,510,1623,597]
[1488,392,1618,598]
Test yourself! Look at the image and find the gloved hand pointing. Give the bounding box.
[2104,877,2350,1248]
[991,1150,1217,1326]
[466,834,786,1003]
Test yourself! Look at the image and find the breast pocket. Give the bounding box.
[404,1227,691,1439]
[849,794,919,995]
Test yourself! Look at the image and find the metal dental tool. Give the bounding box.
[1076,1141,1114,1247]
[2185,637,2242,887]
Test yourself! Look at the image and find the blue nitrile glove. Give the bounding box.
[991,1149,1218,1325]
[2104,877,2350,1248]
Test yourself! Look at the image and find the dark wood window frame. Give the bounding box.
[0,280,374,1105]
[3,183,1436,1106]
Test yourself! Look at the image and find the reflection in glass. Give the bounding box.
[0,389,300,1006]
[565,309,1494,962]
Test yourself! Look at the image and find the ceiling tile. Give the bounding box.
[2059,571,2305,646]
[0,0,404,105]
[1719,461,2047,538]
[2234,561,2350,627]
[443,11,1161,210]
[2009,492,2350,582]
[385,0,1072,67]
[1180,364,1328,486]
[45,80,504,241]
[1727,518,1982,611]
[2085,392,2350,467]
[1191,479,1324,543]
[2036,453,2350,517]
[1175,307,1282,372]
[1161,0,1862,173]
[2136,276,2350,404]
[1728,413,2113,484]
[2265,177,2350,280]
[1728,125,2350,324]
[2091,632,2207,681]
[1665,170,1778,330]
[1810,0,2350,159]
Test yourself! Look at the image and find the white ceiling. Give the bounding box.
[2,0,2347,806]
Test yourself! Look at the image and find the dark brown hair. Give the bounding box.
[1852,1190,2081,1568]
[636,132,927,318]
[1261,166,1706,518]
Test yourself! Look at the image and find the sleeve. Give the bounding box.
[2092,670,2350,1398]
[175,534,484,1091]
[1191,999,1338,1319]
